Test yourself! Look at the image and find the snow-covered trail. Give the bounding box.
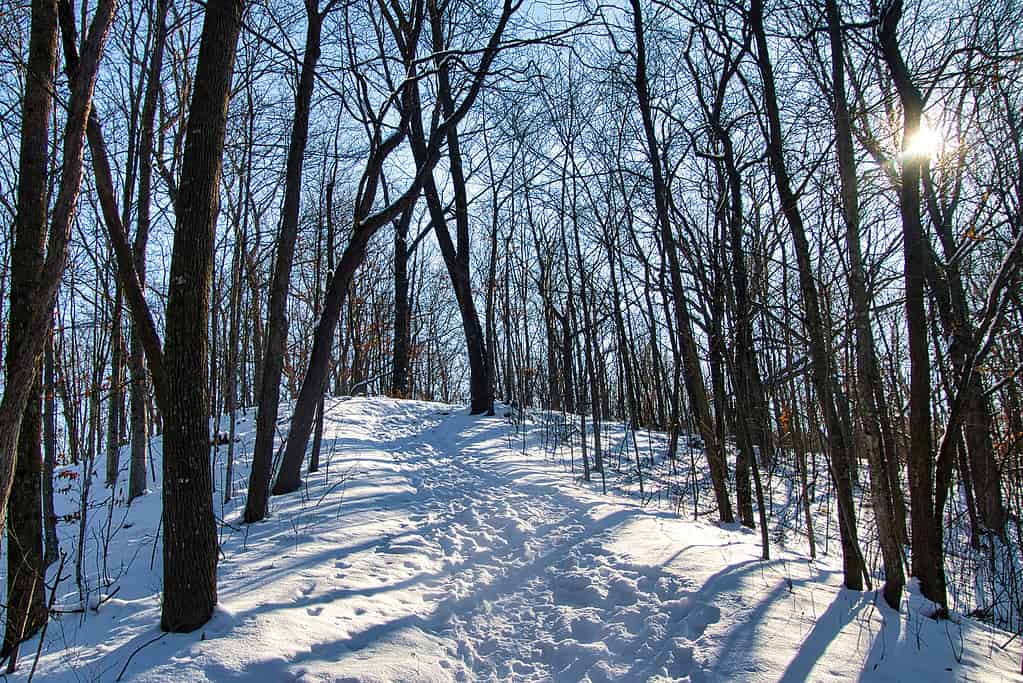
[365,407,717,682]
[15,397,1021,681]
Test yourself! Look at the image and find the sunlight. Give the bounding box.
[903,123,942,159]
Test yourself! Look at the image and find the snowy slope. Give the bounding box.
[7,397,1021,681]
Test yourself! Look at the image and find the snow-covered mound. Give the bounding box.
[8,397,1021,681]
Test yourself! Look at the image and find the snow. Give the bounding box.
[7,396,1021,681]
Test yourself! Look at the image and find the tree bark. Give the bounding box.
[878,0,947,610]
[629,0,733,522]
[159,0,244,631]
[0,0,115,659]
[749,0,865,589]
[128,0,169,502]
[106,286,125,487]
[826,0,904,609]
[1,0,60,658]
[245,4,323,524]
[42,329,59,568]
[391,205,415,398]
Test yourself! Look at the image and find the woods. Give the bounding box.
[1,0,1023,674]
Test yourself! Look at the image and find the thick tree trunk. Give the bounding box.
[2,0,59,658]
[159,0,244,632]
[1,0,114,659]
[4,374,46,658]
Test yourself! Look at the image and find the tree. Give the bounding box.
[92,0,246,632]
[877,0,946,611]
[748,0,866,590]
[823,0,904,609]
[245,0,336,524]
[128,0,170,503]
[155,0,245,631]
[629,0,734,523]
[1,0,116,660]
[272,0,521,494]
[3,0,59,656]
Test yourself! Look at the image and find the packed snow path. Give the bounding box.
[18,398,1020,681]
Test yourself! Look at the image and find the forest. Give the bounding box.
[1,0,1022,678]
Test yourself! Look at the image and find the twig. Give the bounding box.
[115,632,168,681]
[28,553,67,682]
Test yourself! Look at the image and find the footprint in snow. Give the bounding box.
[306,606,324,617]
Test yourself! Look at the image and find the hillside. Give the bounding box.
[10,397,1020,681]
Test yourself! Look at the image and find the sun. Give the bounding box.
[903,124,942,159]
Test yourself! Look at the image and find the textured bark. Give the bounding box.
[0,2,114,663]
[391,206,414,398]
[43,331,59,568]
[2,0,59,657]
[106,287,125,487]
[4,373,46,659]
[245,6,323,524]
[159,0,244,631]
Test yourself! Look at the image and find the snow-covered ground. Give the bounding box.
[8,397,1021,681]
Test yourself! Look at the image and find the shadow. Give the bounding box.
[778,590,874,683]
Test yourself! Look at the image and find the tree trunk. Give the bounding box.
[245,6,322,524]
[159,0,244,632]
[425,4,493,416]
[750,0,865,589]
[391,205,414,398]
[128,0,168,502]
[629,0,733,522]
[43,329,59,568]
[922,169,1007,534]
[275,0,517,491]
[878,0,947,610]
[3,0,58,656]
[826,0,904,609]
[106,286,125,487]
[1,0,114,659]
